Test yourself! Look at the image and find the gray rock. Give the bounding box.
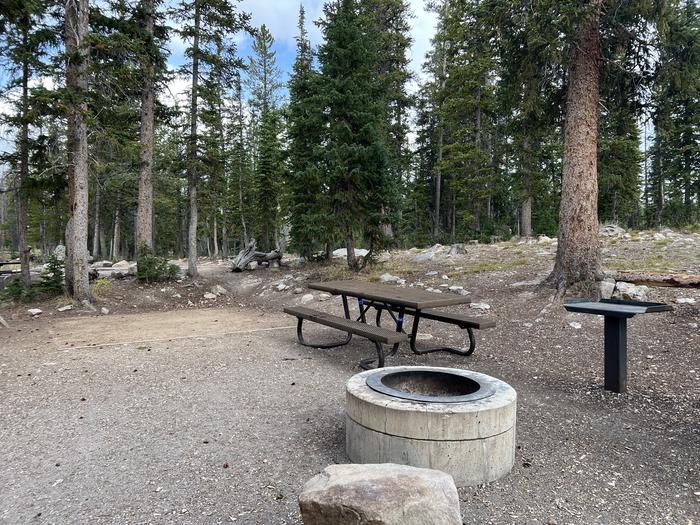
[53,245,66,261]
[537,235,553,244]
[470,302,491,310]
[414,251,435,263]
[81,300,96,312]
[380,273,400,283]
[247,261,258,270]
[300,293,314,305]
[318,293,331,302]
[299,463,461,525]
[57,305,73,312]
[676,297,696,304]
[425,271,438,277]
[27,308,42,316]
[203,292,217,300]
[276,283,289,291]
[93,260,113,268]
[112,260,131,270]
[599,224,625,237]
[211,285,228,295]
[599,278,616,300]
[613,282,649,301]
[294,287,304,294]
[332,248,369,258]
[101,307,110,315]
[447,243,465,256]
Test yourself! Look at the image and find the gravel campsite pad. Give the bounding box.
[1,234,699,524]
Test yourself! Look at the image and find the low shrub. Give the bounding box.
[136,246,180,283]
[36,254,64,296]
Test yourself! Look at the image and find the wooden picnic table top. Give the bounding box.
[308,279,472,310]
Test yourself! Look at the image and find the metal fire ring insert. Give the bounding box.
[366,366,496,403]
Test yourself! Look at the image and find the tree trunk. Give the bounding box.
[112,201,121,260]
[221,212,229,258]
[135,0,156,254]
[346,231,357,271]
[433,50,447,241]
[65,0,91,301]
[186,0,201,277]
[521,195,532,237]
[0,186,6,254]
[547,0,603,292]
[92,180,100,260]
[212,216,219,258]
[18,19,31,287]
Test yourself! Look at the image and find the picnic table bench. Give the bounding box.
[284,279,496,368]
[564,299,673,393]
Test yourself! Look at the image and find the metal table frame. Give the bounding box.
[564,299,672,393]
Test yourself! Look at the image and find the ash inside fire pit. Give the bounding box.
[366,367,495,403]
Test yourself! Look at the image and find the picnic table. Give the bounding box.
[0,259,20,274]
[284,279,495,368]
[564,299,673,393]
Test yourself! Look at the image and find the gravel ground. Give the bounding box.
[1,233,699,524]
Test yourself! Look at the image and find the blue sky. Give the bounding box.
[164,0,438,104]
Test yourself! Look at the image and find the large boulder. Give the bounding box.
[414,251,435,263]
[299,463,461,525]
[613,281,649,301]
[447,243,465,256]
[599,278,616,300]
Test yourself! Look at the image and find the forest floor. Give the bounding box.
[0,229,699,524]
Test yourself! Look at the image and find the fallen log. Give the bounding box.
[232,240,282,272]
[605,271,700,288]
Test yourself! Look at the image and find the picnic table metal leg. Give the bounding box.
[603,316,627,393]
[294,294,353,349]
[408,312,477,356]
[375,307,477,356]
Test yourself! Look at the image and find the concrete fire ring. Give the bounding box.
[345,366,517,487]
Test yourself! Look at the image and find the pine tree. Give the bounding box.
[64,0,91,300]
[319,0,388,270]
[173,0,250,276]
[246,24,284,252]
[0,0,57,286]
[287,5,326,257]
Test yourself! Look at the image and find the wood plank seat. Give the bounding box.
[284,306,407,368]
[284,306,407,344]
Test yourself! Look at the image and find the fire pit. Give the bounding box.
[346,366,516,487]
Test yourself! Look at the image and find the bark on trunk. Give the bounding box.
[346,232,357,271]
[92,180,100,259]
[547,0,603,291]
[186,0,201,277]
[135,0,156,254]
[112,201,121,260]
[65,0,91,301]
[521,195,532,237]
[432,49,447,241]
[18,19,31,287]
[212,216,219,258]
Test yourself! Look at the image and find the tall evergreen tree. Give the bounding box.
[173,0,250,276]
[287,5,326,257]
[319,0,388,269]
[0,0,57,286]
